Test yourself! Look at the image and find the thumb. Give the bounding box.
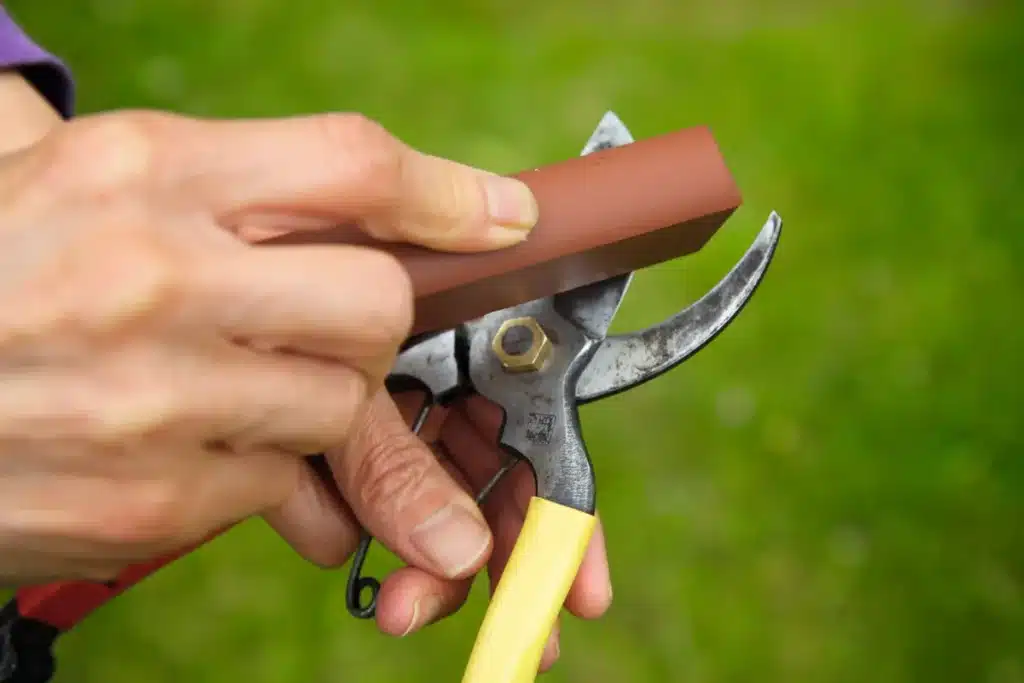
[145,111,539,252]
[363,149,540,253]
[328,390,492,580]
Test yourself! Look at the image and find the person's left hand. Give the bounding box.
[264,389,613,673]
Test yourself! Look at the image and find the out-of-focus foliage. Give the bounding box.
[6,1,1022,681]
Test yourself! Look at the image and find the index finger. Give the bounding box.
[174,242,412,386]
[146,112,539,252]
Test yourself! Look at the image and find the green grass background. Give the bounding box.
[5,1,1023,681]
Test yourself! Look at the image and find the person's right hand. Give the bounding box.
[0,110,538,585]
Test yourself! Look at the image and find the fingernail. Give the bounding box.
[410,503,491,578]
[540,624,560,672]
[484,176,538,233]
[400,594,445,637]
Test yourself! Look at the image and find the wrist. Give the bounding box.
[0,69,63,154]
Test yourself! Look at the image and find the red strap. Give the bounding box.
[15,531,224,631]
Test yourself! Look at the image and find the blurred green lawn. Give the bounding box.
[5,1,1023,681]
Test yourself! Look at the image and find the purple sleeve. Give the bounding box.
[0,6,75,118]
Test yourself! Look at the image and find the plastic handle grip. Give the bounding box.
[460,496,596,683]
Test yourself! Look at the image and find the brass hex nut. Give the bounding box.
[492,317,552,373]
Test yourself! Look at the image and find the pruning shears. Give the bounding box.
[1,112,781,683]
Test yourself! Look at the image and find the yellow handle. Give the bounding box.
[460,496,596,683]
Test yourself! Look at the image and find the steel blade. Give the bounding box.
[575,211,783,404]
[581,110,635,154]
[553,112,637,339]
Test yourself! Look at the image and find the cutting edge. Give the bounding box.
[574,210,783,404]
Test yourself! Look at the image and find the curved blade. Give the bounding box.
[575,211,783,404]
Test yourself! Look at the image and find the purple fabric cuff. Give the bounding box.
[0,6,75,118]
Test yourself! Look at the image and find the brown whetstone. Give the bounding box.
[261,125,742,336]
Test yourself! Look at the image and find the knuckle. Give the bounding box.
[317,112,392,152]
[10,231,180,345]
[88,480,186,547]
[89,236,182,329]
[86,383,179,443]
[119,482,187,544]
[44,111,172,195]
[119,246,180,317]
[361,251,414,345]
[316,113,403,206]
[435,167,490,232]
[307,546,351,569]
[352,428,433,514]
[296,529,354,569]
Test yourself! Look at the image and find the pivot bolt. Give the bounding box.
[492,317,551,373]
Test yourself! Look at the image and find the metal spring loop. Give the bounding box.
[345,398,518,619]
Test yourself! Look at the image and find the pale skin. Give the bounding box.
[0,70,63,154]
[0,70,611,671]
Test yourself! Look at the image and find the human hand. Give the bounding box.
[0,109,538,584]
[439,396,614,672]
[0,69,62,155]
[269,391,613,673]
